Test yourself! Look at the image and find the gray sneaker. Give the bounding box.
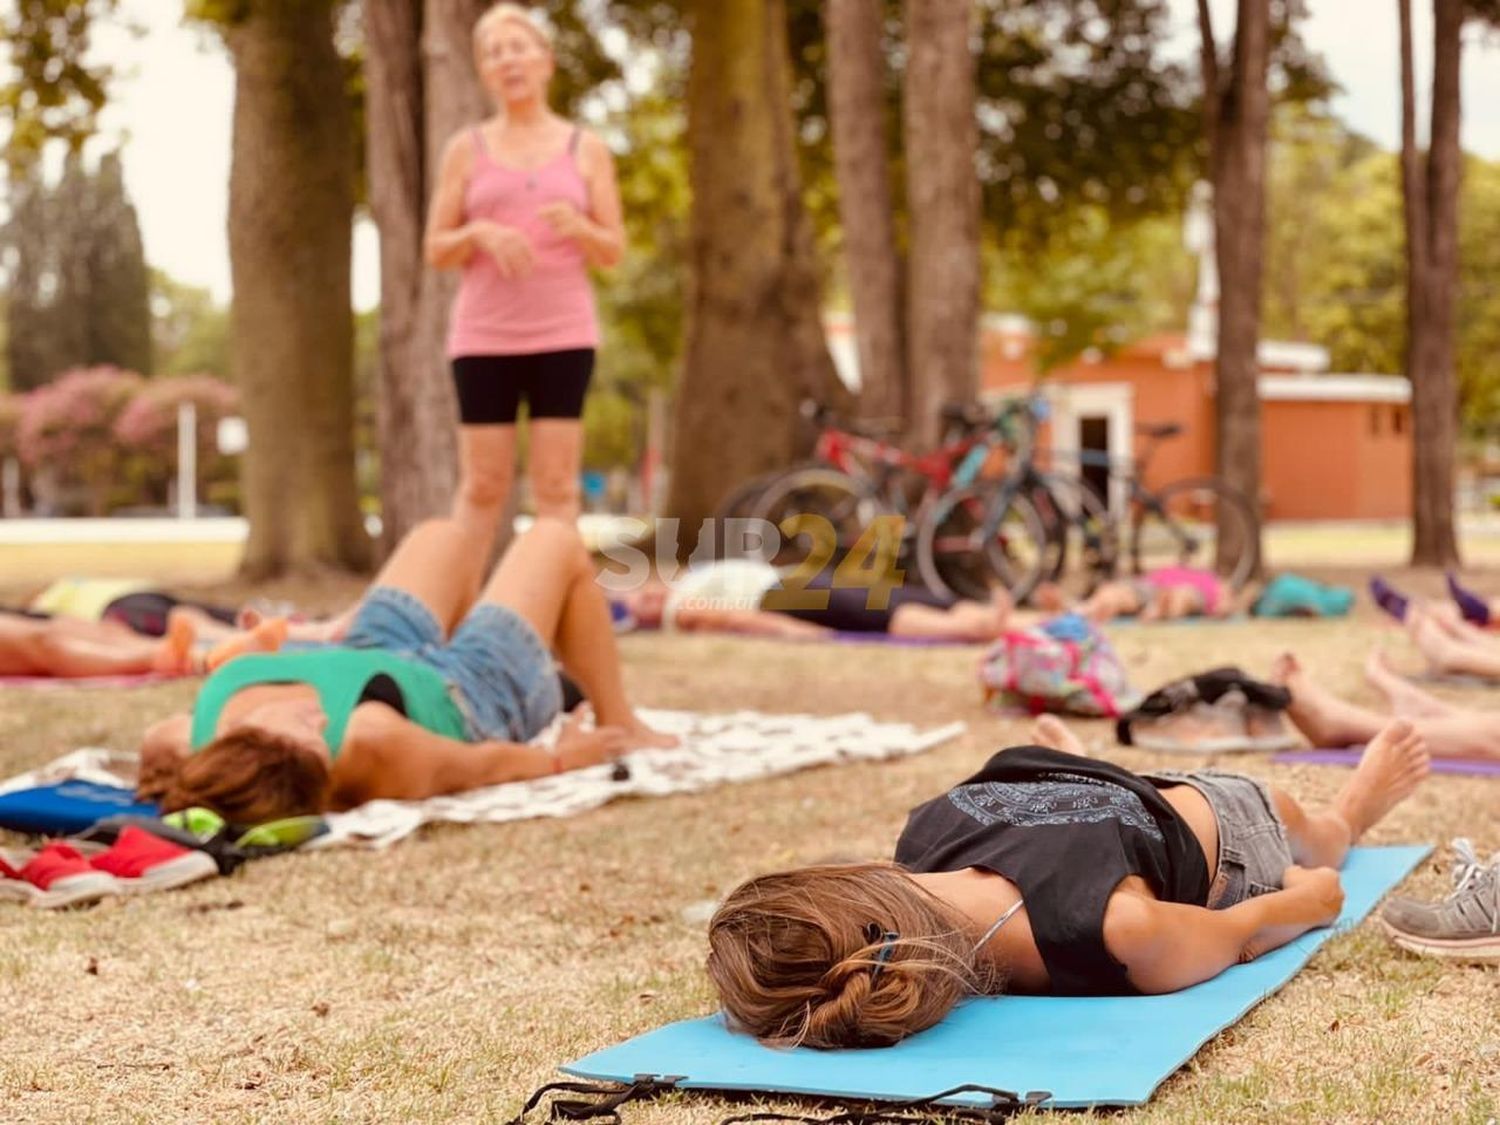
[1381,838,1500,962]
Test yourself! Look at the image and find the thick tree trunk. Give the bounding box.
[826,0,906,423]
[902,0,979,450]
[226,0,368,576]
[364,0,490,557]
[667,0,844,535]
[1201,0,1270,573]
[1406,0,1463,566]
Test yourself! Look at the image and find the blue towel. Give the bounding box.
[0,781,159,836]
[566,845,1428,1110]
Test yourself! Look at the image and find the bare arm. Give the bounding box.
[539,131,625,269]
[334,705,623,807]
[424,133,481,270]
[1103,867,1345,993]
[673,605,830,639]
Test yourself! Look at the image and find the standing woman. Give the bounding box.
[425,3,624,545]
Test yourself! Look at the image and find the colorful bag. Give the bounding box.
[979,614,1139,718]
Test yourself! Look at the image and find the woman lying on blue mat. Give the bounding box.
[137,518,673,824]
[707,714,1428,1048]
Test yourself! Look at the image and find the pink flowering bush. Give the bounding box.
[114,375,242,510]
[18,366,146,514]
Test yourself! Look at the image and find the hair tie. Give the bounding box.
[863,922,899,984]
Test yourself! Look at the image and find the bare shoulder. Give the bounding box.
[575,127,614,170]
[344,700,407,748]
[1100,887,1159,958]
[439,127,479,173]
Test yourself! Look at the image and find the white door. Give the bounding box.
[1045,383,1134,518]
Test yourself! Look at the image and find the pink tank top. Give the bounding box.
[446,127,600,358]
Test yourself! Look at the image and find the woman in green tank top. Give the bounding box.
[138,517,674,825]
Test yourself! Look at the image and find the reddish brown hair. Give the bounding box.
[143,727,331,825]
[706,862,998,1049]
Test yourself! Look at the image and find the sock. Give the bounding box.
[1446,572,1491,627]
[1368,576,1409,623]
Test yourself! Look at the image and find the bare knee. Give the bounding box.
[531,471,580,520]
[456,463,514,517]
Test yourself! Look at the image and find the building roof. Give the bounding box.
[1259,375,1411,403]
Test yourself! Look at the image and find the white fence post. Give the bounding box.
[177,401,198,519]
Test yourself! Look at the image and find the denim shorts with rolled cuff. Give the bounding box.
[343,586,563,743]
[1144,768,1295,909]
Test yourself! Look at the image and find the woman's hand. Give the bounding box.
[1280,865,1345,927]
[537,201,590,241]
[473,221,534,278]
[554,711,628,772]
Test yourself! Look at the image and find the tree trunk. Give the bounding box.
[667,0,845,535]
[364,0,490,558]
[1405,0,1463,566]
[1200,0,1270,573]
[826,0,906,423]
[226,0,368,576]
[902,0,979,451]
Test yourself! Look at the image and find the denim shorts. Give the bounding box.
[1145,768,1294,908]
[344,587,562,743]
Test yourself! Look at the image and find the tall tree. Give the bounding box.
[3,169,56,391]
[1198,0,1272,573]
[903,0,980,449]
[666,0,846,532]
[1400,0,1462,565]
[85,152,152,373]
[825,0,905,422]
[201,0,368,575]
[0,0,116,175]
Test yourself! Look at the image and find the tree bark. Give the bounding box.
[1200,0,1271,573]
[364,0,491,558]
[226,0,368,576]
[826,0,906,423]
[667,0,845,535]
[903,0,979,450]
[1405,0,1463,566]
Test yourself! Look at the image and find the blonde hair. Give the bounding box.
[473,3,554,56]
[705,862,1000,1050]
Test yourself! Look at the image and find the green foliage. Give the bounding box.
[150,270,231,378]
[0,0,118,173]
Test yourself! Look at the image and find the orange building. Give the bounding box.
[976,317,1413,522]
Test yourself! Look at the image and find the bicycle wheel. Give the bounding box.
[1130,477,1260,590]
[1032,473,1120,596]
[713,468,791,523]
[917,484,1050,602]
[751,466,890,569]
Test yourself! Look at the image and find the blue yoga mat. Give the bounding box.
[567,845,1428,1110]
[0,781,159,836]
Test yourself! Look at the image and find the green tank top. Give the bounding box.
[190,649,469,758]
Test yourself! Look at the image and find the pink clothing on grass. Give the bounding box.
[1147,565,1226,614]
[446,128,599,359]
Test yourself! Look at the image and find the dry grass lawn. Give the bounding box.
[0,585,1497,1123]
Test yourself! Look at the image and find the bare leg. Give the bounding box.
[0,616,164,677]
[528,419,584,521]
[1363,651,1456,718]
[1079,582,1143,623]
[476,518,674,748]
[1031,714,1091,757]
[358,518,492,635]
[1269,720,1428,865]
[451,424,517,557]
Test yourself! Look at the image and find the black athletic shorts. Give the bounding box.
[451,349,595,425]
[102,593,238,637]
[776,576,955,633]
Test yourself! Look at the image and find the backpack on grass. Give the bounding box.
[978,614,1138,718]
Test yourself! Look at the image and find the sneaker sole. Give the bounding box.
[1381,919,1500,962]
[29,872,119,910]
[111,852,219,894]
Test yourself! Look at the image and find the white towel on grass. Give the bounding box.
[0,711,965,851]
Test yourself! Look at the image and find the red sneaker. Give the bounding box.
[89,826,218,894]
[20,842,120,909]
[1,853,36,904]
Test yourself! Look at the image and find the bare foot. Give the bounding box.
[1271,652,1375,748]
[1363,650,1453,719]
[204,617,290,672]
[1333,719,1430,840]
[1407,608,1466,675]
[621,716,680,750]
[1032,714,1089,756]
[151,611,199,675]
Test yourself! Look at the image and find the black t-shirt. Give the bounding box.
[893,746,1211,995]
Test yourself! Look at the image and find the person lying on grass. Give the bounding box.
[1276,649,1500,762]
[137,517,674,824]
[613,557,1024,642]
[0,606,290,680]
[1033,565,1258,624]
[706,713,1427,1048]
